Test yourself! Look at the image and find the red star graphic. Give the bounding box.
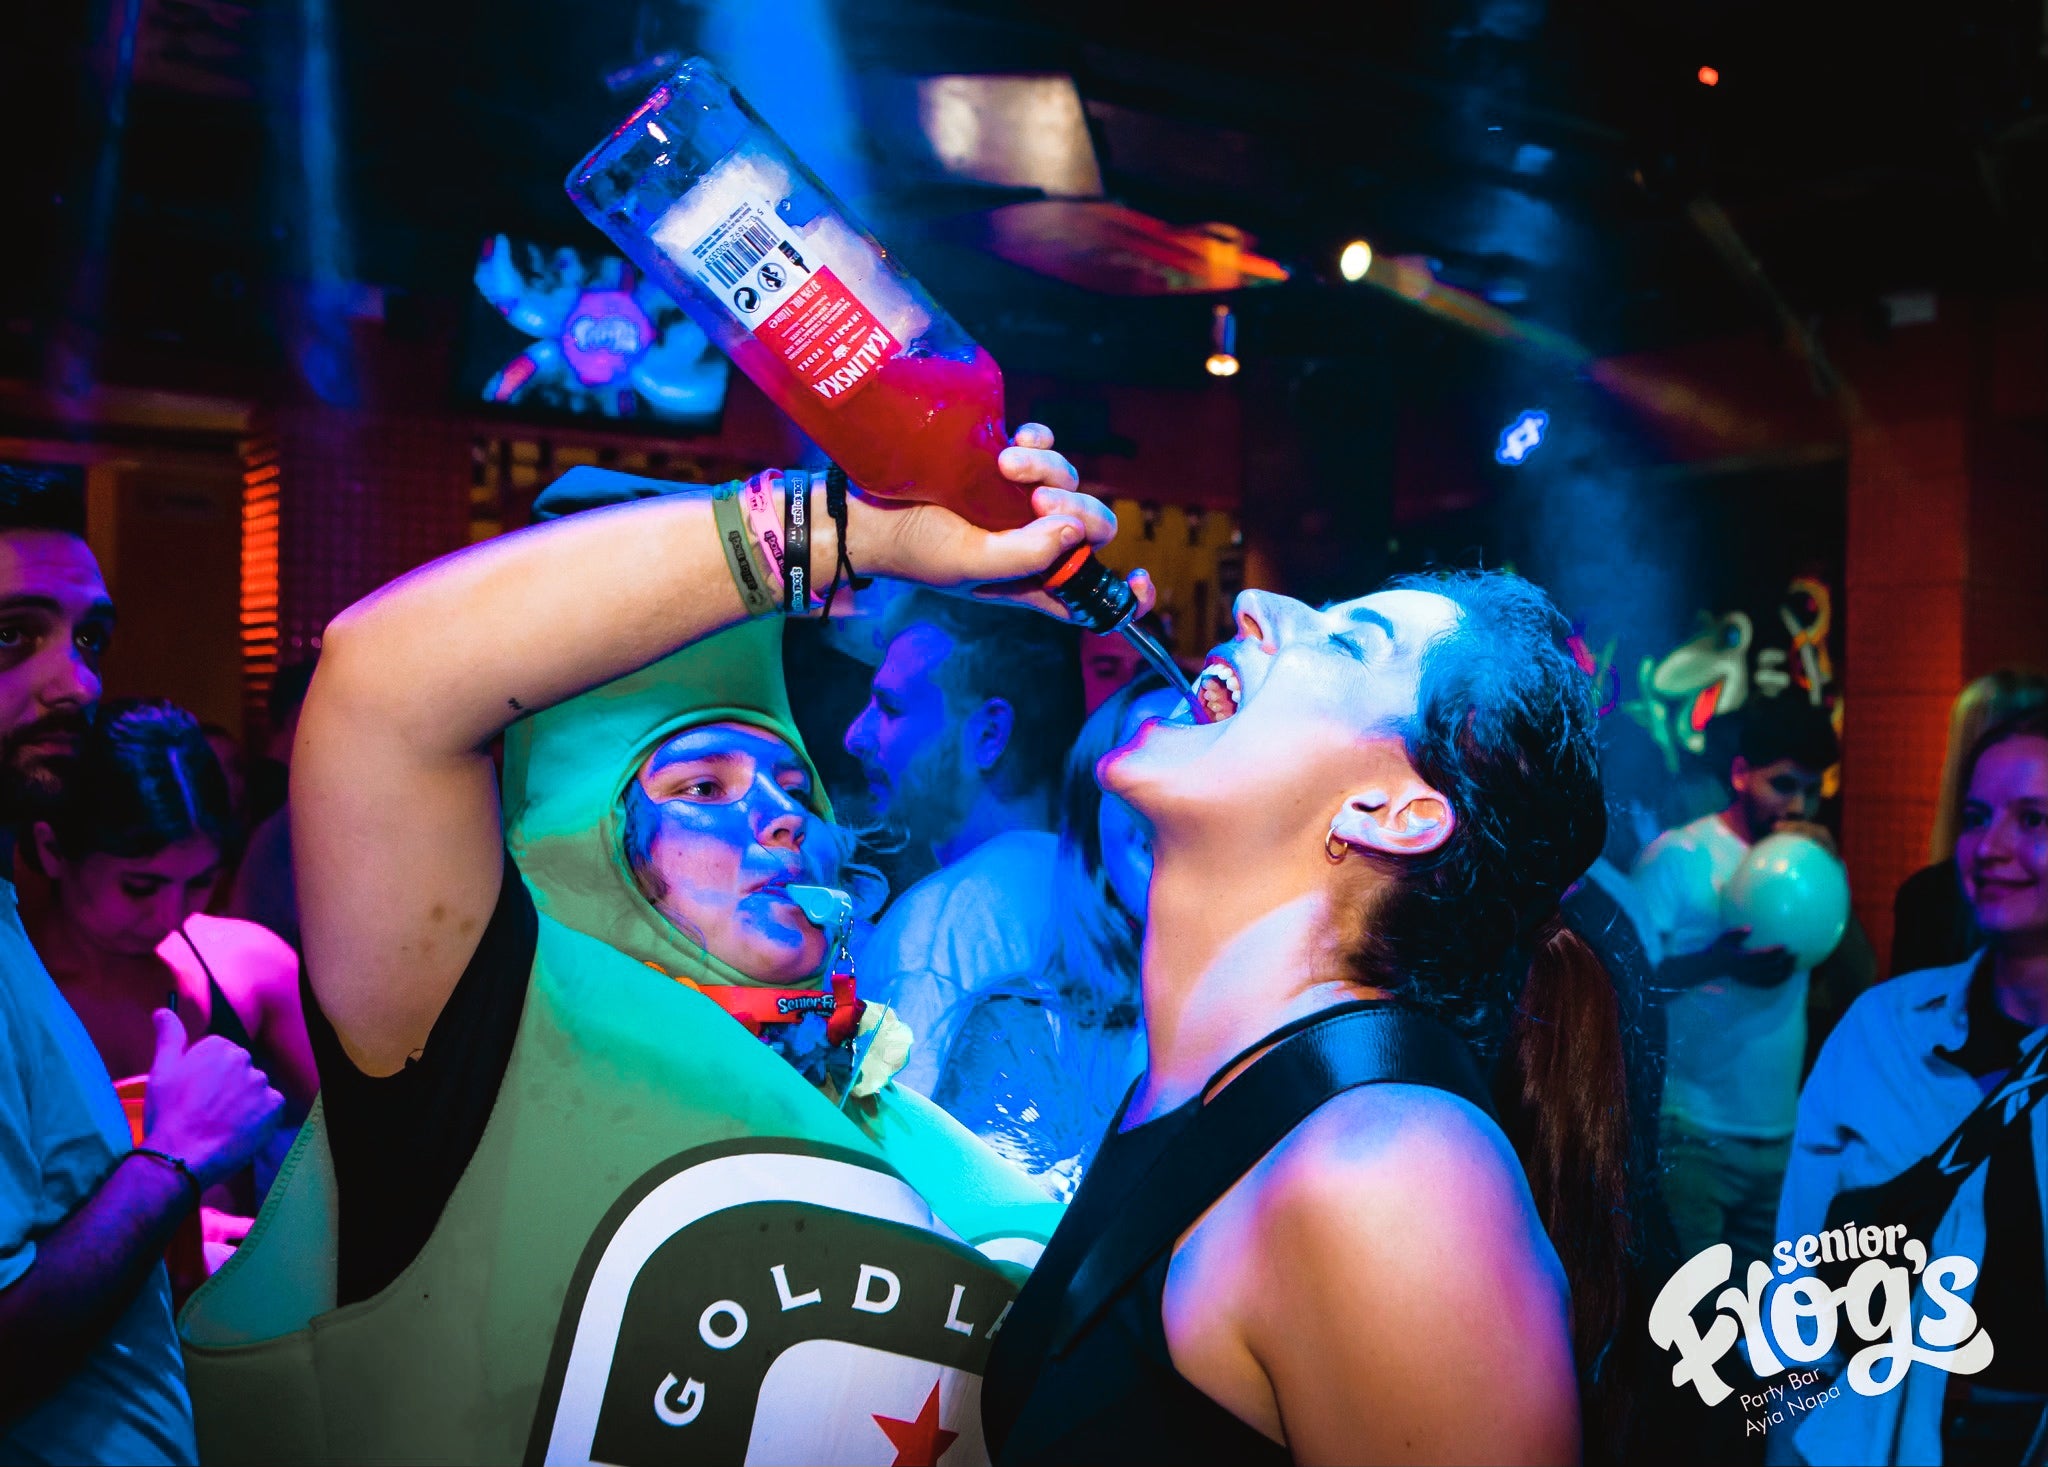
[872,1381,959,1467]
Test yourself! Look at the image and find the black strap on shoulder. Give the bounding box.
[1817,1028,2048,1290]
[178,925,255,1053]
[1049,1001,1491,1356]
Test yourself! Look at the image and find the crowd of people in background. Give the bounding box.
[2,449,2044,1467]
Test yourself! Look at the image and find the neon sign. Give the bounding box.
[474,235,727,423]
[1495,409,1549,465]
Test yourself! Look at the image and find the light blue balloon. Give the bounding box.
[1720,833,1851,970]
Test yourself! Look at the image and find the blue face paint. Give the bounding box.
[627,721,838,985]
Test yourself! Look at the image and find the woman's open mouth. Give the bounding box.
[1193,658,1242,723]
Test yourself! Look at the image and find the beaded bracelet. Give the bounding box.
[131,1146,202,1205]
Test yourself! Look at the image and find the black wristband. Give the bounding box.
[131,1146,203,1205]
[819,465,872,620]
[783,469,811,615]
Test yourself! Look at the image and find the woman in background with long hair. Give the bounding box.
[1778,709,2048,1465]
[1893,670,2047,975]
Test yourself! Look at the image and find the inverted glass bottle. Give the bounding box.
[566,59,1183,678]
[566,59,1027,531]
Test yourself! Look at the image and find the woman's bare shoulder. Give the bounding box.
[181,912,301,993]
[1251,1082,1542,1252]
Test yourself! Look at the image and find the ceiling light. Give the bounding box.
[1206,303,1239,376]
[1495,409,1550,465]
[1339,240,1373,282]
[1697,65,1720,87]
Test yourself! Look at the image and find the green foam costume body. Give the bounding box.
[179,617,1063,1465]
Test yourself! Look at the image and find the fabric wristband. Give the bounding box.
[712,485,777,617]
[782,468,811,615]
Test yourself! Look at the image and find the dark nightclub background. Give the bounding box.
[3,3,2047,1464]
[8,0,2039,975]
[1,0,2044,967]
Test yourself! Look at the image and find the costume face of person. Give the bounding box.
[843,622,971,848]
[1956,733,2048,943]
[1102,588,1461,859]
[627,721,835,984]
[1730,755,1826,834]
[0,531,112,824]
[35,832,222,957]
[1097,687,1185,918]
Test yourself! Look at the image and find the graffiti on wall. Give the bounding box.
[1621,577,1839,776]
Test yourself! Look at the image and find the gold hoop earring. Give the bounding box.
[1325,830,1350,864]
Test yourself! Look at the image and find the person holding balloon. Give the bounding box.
[1631,694,1848,1275]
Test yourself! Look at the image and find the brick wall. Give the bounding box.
[240,406,473,740]
[1839,299,2048,971]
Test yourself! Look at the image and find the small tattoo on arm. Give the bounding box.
[508,697,525,711]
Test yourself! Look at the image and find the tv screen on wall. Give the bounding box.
[459,234,729,433]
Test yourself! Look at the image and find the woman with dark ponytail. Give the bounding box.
[983,570,1631,1466]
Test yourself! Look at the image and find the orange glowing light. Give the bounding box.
[1697,65,1720,86]
[240,440,283,730]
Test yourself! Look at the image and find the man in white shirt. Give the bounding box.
[1633,694,1843,1274]
[0,466,279,1463]
[846,591,1083,1096]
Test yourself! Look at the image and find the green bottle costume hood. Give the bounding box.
[181,611,1065,1467]
[502,615,826,991]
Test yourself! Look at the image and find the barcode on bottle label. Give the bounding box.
[669,194,898,408]
[678,201,812,312]
[693,208,780,288]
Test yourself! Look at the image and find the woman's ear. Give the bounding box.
[1329,778,1456,859]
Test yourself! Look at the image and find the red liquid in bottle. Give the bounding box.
[841,346,1023,530]
[719,303,1023,528]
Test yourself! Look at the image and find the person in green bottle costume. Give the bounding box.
[177,428,1146,1465]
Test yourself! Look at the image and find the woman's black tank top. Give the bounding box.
[981,1000,1496,1466]
[174,925,261,1061]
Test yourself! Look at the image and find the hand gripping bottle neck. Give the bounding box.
[565,59,1187,692]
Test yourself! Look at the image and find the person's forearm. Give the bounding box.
[313,470,849,760]
[0,1154,192,1420]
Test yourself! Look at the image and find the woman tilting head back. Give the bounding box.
[1341,571,1632,1368]
[984,570,1629,1467]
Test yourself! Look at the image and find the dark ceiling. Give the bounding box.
[5,0,2043,404]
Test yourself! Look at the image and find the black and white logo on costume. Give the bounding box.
[526,1140,1040,1467]
[757,261,787,292]
[733,285,760,313]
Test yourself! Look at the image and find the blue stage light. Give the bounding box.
[1496,409,1550,465]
